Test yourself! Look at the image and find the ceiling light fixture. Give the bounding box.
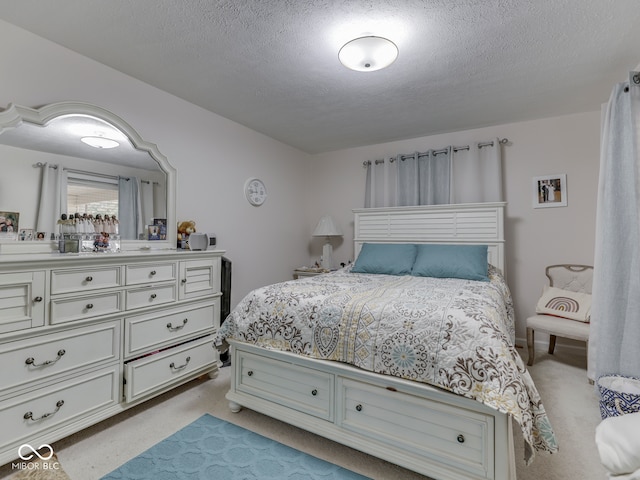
[80,135,120,149]
[338,36,398,72]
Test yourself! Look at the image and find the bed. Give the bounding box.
[216,203,557,480]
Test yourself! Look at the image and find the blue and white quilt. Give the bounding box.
[217,266,558,461]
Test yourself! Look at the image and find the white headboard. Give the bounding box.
[353,202,506,274]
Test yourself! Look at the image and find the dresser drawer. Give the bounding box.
[126,284,176,311]
[0,271,46,334]
[125,302,217,358]
[50,291,122,325]
[124,335,216,402]
[51,266,122,295]
[0,321,120,394]
[0,366,119,450]
[126,262,176,285]
[178,258,219,300]
[338,378,494,479]
[236,350,333,421]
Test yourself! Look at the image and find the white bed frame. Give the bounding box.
[226,203,515,480]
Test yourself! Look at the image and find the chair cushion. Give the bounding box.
[526,314,590,341]
[535,285,592,322]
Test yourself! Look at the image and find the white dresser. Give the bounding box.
[0,249,224,466]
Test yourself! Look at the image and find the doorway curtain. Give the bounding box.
[589,71,640,380]
[364,138,504,208]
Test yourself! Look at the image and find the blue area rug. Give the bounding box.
[101,414,371,479]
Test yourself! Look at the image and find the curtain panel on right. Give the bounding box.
[589,72,640,381]
[364,138,503,208]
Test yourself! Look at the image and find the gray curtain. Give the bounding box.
[36,163,67,237]
[118,176,143,240]
[451,140,503,203]
[397,149,451,206]
[589,72,640,380]
[364,138,503,207]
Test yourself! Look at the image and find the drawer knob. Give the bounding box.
[25,349,66,367]
[85,276,93,282]
[34,296,43,303]
[86,303,94,309]
[457,434,465,444]
[167,318,188,331]
[311,389,318,396]
[150,293,157,299]
[181,278,187,284]
[150,270,157,276]
[169,356,191,371]
[24,400,64,422]
[247,370,254,376]
[355,404,363,412]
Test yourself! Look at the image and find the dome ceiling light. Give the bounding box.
[338,36,398,72]
[80,135,120,149]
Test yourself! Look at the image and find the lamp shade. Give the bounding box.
[313,215,343,237]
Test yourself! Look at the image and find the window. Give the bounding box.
[66,173,118,218]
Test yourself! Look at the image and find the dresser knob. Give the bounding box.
[181,278,187,284]
[150,270,157,276]
[457,434,465,443]
[150,293,157,299]
[34,296,43,302]
[86,303,94,309]
[355,404,363,412]
[85,276,93,282]
[247,370,254,376]
[311,389,318,396]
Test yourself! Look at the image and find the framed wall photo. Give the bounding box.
[533,174,567,208]
[0,211,20,240]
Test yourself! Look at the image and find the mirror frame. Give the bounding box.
[0,101,176,252]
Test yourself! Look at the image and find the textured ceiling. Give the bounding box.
[1,0,639,154]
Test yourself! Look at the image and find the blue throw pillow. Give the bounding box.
[412,244,489,281]
[352,243,417,275]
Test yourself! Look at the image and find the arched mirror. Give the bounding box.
[0,102,176,253]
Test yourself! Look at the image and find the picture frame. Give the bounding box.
[0,211,20,240]
[533,174,567,208]
[18,228,34,241]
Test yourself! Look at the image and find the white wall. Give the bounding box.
[0,19,604,348]
[307,111,601,344]
[0,20,312,308]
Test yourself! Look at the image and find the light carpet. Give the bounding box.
[100,413,371,480]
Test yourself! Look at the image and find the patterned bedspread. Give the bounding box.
[216,266,558,462]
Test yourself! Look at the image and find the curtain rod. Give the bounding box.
[363,137,509,166]
[33,162,159,184]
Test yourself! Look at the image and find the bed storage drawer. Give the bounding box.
[0,366,119,450]
[0,321,120,393]
[124,335,216,402]
[236,350,334,421]
[124,302,217,358]
[338,377,494,480]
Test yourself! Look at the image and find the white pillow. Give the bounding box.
[596,412,640,476]
[535,285,592,322]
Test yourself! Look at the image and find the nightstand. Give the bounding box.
[293,268,328,279]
